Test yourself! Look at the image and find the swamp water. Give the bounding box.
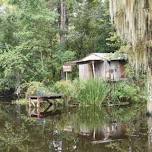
[0,102,151,152]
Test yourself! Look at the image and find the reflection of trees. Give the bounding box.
[105,136,148,152]
[0,103,50,151]
[148,117,152,152]
[105,104,148,152]
[0,104,29,151]
[75,106,107,130]
[107,104,146,123]
[54,104,148,151]
[0,122,29,152]
[0,102,149,152]
[57,105,147,133]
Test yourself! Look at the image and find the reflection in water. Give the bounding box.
[63,118,127,142]
[0,102,149,152]
[148,117,152,152]
[49,130,63,152]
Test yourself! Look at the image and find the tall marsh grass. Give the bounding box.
[53,79,144,106]
[78,79,109,105]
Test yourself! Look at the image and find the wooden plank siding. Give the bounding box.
[78,61,126,81]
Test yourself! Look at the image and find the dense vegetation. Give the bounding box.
[0,1,150,151]
[0,0,121,93]
[0,0,147,106]
[54,79,145,105]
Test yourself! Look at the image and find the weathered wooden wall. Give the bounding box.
[78,61,125,81]
[79,64,93,80]
[94,62,106,79]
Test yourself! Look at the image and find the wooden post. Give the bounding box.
[36,97,41,118]
[65,72,68,81]
[37,97,40,108]
[93,128,96,140]
[92,61,95,79]
[37,106,40,118]
[28,105,31,116]
[29,98,31,108]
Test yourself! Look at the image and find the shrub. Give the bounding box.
[78,79,109,105]
[25,81,52,97]
[54,80,79,102]
[53,79,144,106]
[111,81,143,103]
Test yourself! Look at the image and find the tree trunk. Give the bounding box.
[109,0,152,113]
[58,0,68,44]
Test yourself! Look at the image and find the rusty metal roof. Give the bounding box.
[76,53,127,64]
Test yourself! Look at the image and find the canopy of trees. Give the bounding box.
[0,0,121,91]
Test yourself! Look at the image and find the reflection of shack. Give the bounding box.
[64,123,127,143]
[76,53,127,81]
[78,123,127,142]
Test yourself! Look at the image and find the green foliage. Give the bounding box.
[0,49,28,90]
[66,0,122,58]
[111,81,144,103]
[54,79,110,105]
[0,0,121,93]
[25,81,52,97]
[0,0,76,91]
[54,79,145,106]
[78,79,109,105]
[54,80,81,102]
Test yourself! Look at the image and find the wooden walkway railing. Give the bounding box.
[28,95,63,108]
[28,94,63,117]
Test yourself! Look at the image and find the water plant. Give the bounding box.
[54,79,145,106]
[78,79,109,105]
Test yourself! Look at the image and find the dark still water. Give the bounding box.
[0,102,150,152]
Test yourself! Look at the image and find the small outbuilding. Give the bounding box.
[76,53,127,81]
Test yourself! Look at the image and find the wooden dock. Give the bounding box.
[28,94,63,108]
[28,94,63,117]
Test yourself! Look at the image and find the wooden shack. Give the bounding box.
[76,53,127,81]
